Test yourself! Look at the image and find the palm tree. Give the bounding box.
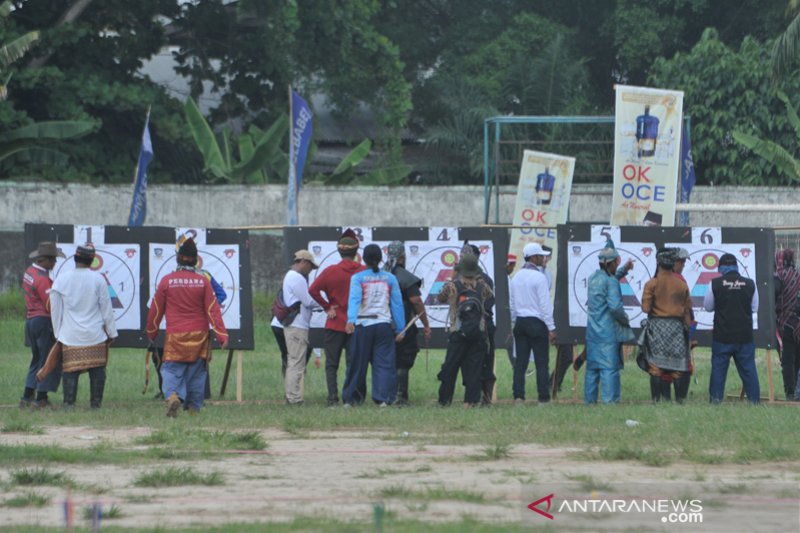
[772,0,800,82]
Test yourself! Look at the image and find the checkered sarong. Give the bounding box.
[643,317,689,372]
[62,343,108,373]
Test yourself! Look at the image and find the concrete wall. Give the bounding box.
[4,181,800,230]
[3,182,800,294]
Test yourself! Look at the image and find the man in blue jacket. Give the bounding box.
[585,240,634,404]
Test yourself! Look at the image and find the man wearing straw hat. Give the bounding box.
[50,245,118,409]
[20,241,65,408]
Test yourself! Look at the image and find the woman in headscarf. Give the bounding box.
[774,249,800,400]
[342,244,406,407]
[641,248,693,402]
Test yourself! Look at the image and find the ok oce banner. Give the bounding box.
[611,85,683,227]
[509,150,575,297]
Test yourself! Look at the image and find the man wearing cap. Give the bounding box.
[20,241,65,408]
[280,249,320,405]
[585,240,635,404]
[436,253,493,406]
[309,229,366,406]
[510,242,556,405]
[50,245,118,409]
[147,238,228,416]
[704,253,760,404]
[461,243,498,405]
[641,248,692,402]
[383,241,432,405]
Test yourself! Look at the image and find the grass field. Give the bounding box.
[0,292,798,532]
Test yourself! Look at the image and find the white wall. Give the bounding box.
[3,181,800,230]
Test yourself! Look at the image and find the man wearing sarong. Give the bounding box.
[20,241,64,408]
[774,249,800,400]
[50,245,117,409]
[383,241,431,405]
[585,240,634,404]
[309,229,366,406]
[147,238,228,417]
[641,248,692,402]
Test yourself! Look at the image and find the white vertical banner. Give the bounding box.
[611,85,683,227]
[509,150,575,298]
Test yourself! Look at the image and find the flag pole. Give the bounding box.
[287,85,297,225]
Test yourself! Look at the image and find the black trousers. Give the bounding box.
[779,325,800,398]
[323,329,353,403]
[438,332,485,405]
[513,317,550,402]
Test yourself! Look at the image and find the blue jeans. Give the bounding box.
[513,317,550,402]
[24,316,61,394]
[709,341,760,404]
[162,359,207,410]
[584,366,620,404]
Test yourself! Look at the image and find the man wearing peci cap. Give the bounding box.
[50,245,118,409]
[704,253,760,404]
[280,249,320,405]
[584,240,634,404]
[309,229,367,406]
[147,238,228,416]
[20,242,65,408]
[509,242,557,405]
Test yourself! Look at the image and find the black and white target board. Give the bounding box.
[283,226,511,349]
[25,223,253,350]
[555,224,776,348]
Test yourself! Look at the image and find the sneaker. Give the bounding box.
[165,392,181,418]
[19,397,34,408]
[342,403,353,409]
[327,398,339,407]
[32,398,52,409]
[514,398,525,407]
[537,401,551,407]
[377,402,389,408]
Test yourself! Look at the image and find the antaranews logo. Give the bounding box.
[527,493,703,524]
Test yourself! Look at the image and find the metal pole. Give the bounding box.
[483,119,490,224]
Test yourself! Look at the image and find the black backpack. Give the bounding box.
[453,280,485,339]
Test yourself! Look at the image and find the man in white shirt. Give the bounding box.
[281,249,319,405]
[50,245,118,409]
[509,242,556,405]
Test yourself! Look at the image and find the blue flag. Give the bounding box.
[678,122,695,227]
[288,90,313,225]
[127,115,153,227]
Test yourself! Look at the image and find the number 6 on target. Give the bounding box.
[692,227,721,245]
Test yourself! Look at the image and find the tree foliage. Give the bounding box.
[649,28,800,185]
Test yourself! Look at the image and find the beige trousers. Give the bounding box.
[284,326,309,404]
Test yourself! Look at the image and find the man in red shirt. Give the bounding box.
[309,229,366,406]
[147,238,228,417]
[20,241,65,408]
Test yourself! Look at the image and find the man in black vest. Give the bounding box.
[703,253,760,404]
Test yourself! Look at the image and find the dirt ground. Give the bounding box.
[1,426,798,532]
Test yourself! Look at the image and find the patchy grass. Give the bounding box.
[4,491,51,508]
[82,503,124,520]
[1,420,44,434]
[566,474,612,492]
[134,428,267,451]
[472,443,512,461]
[379,485,488,503]
[10,467,73,487]
[133,466,224,487]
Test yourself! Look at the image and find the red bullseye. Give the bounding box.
[90,254,104,271]
[441,250,458,267]
[701,253,718,270]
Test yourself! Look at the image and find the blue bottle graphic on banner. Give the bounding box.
[635,105,659,158]
[535,167,556,205]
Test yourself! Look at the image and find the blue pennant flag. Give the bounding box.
[127,114,153,227]
[288,90,313,225]
[678,122,695,227]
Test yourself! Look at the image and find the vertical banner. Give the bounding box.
[611,85,683,227]
[678,121,696,226]
[287,89,313,226]
[509,150,575,297]
[127,112,153,227]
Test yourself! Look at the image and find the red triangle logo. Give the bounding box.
[528,493,555,520]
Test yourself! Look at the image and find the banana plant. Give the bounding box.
[733,90,800,181]
[184,97,288,183]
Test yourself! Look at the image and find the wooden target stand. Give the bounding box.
[219,349,245,402]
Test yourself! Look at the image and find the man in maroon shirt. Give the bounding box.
[21,241,65,408]
[309,229,366,406]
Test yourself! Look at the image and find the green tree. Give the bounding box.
[649,28,800,185]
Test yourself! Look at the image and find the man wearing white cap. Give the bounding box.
[281,249,320,405]
[510,242,556,405]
